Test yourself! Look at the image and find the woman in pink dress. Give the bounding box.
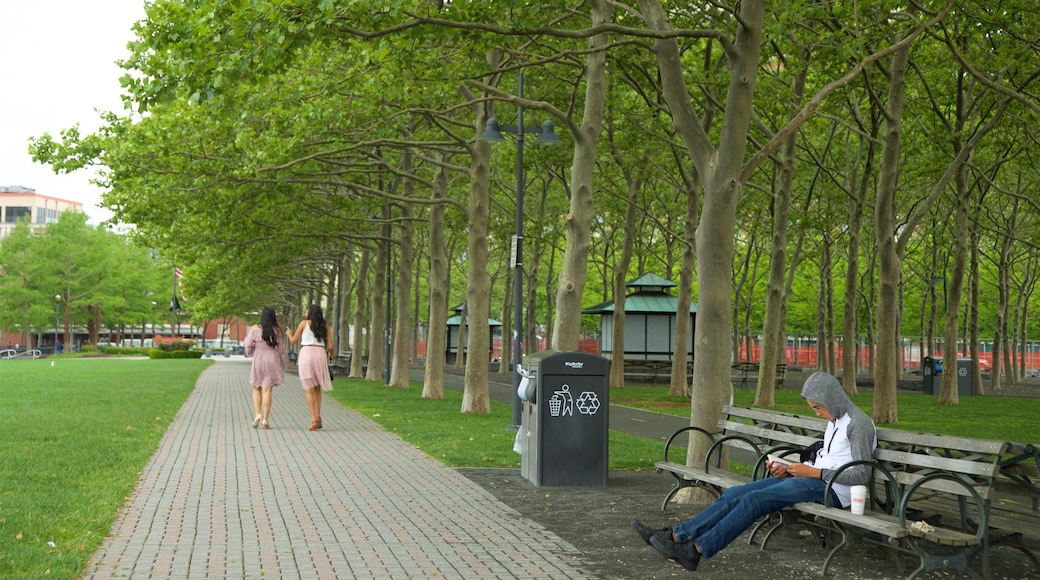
[243,307,290,429]
[289,304,335,431]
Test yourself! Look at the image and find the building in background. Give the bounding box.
[0,185,82,237]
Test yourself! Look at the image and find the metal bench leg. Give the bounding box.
[819,523,851,576]
[757,509,797,549]
[749,512,781,547]
[661,479,693,511]
[661,480,720,511]
[905,540,982,580]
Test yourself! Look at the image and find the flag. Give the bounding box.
[174,268,184,279]
[170,294,181,312]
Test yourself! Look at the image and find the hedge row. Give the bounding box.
[101,346,153,356]
[147,349,205,359]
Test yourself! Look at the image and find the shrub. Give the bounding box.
[152,335,196,352]
[170,350,204,359]
[106,347,152,356]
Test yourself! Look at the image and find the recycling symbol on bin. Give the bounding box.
[547,384,601,417]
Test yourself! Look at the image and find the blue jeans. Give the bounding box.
[672,477,838,558]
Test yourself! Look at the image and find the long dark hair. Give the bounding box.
[260,307,279,348]
[307,304,328,343]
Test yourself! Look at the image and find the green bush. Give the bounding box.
[148,349,203,359]
[107,346,151,356]
[171,350,203,359]
[81,345,98,353]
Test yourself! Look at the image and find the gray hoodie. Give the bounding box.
[800,372,877,504]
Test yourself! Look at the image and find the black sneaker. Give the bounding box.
[650,534,702,571]
[631,520,671,545]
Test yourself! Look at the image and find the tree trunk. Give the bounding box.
[969,228,983,393]
[337,253,352,356]
[609,160,642,387]
[522,179,553,361]
[670,179,698,397]
[755,64,806,407]
[389,199,414,388]
[422,154,451,399]
[872,43,911,425]
[937,159,972,404]
[350,250,370,378]
[992,215,1015,392]
[635,0,766,490]
[366,218,389,382]
[551,0,610,351]
[461,120,494,414]
[389,135,416,389]
[841,110,876,393]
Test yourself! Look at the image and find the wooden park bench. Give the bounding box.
[730,362,786,389]
[622,359,694,387]
[654,405,1036,578]
[331,351,352,373]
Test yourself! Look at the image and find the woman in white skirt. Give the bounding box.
[289,304,335,431]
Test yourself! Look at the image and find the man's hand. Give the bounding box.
[767,460,789,478]
[785,462,821,479]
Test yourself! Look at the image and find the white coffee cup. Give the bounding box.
[850,485,867,515]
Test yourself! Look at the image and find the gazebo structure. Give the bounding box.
[445,303,502,364]
[582,273,697,363]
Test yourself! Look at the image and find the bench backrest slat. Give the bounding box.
[717,420,820,449]
[723,406,825,432]
[874,449,1001,478]
[876,428,1007,455]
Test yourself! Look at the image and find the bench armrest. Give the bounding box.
[662,426,716,465]
[822,459,901,510]
[896,471,990,542]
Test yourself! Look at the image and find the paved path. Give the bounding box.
[83,359,590,579]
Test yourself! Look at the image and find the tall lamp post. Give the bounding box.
[54,294,62,354]
[478,68,562,428]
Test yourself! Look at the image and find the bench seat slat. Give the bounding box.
[655,461,752,488]
[792,503,909,538]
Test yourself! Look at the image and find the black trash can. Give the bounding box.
[955,358,974,396]
[922,356,941,395]
[518,351,609,487]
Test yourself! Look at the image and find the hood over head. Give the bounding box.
[800,371,853,419]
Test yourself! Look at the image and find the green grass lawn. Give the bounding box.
[2,358,1037,579]
[0,359,207,579]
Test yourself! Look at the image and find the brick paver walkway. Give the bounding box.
[82,358,589,579]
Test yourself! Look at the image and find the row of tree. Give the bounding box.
[0,212,174,348]
[27,0,1040,464]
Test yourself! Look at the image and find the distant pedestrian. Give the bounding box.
[288,304,335,431]
[243,307,290,429]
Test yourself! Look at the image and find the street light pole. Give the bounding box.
[477,67,561,428]
[54,294,62,354]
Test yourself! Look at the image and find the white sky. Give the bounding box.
[0,0,147,224]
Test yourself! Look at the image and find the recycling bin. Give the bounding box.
[921,356,942,395]
[518,351,609,487]
[955,358,974,396]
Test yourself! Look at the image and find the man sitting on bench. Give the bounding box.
[632,372,877,571]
